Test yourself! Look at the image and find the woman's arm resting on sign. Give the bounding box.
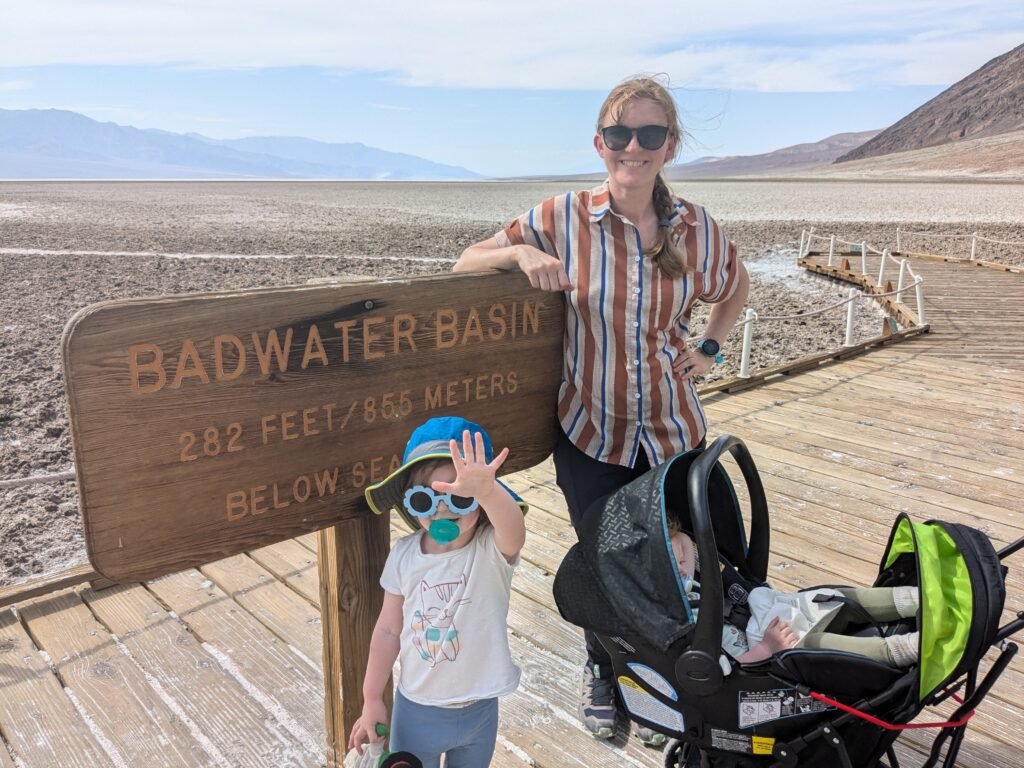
[455,236,572,292]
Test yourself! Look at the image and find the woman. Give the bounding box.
[453,75,749,744]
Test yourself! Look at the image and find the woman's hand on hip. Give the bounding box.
[673,347,715,382]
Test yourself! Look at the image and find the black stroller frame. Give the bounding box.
[553,435,1024,768]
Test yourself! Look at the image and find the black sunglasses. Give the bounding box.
[600,124,670,151]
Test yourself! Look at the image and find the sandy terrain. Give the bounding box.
[1,180,1022,586]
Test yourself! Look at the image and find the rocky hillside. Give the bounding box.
[837,42,1024,163]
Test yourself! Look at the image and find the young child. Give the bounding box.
[669,524,920,667]
[348,416,528,768]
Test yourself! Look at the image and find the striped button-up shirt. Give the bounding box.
[496,181,742,467]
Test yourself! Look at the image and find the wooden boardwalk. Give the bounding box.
[1,254,1022,767]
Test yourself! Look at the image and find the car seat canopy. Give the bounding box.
[555,447,752,652]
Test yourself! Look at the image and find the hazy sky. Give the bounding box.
[2,2,1022,177]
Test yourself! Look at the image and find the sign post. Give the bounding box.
[62,271,565,761]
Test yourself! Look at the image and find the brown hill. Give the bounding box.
[837,42,1024,163]
[806,128,1024,180]
[667,130,879,178]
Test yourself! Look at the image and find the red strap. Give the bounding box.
[808,691,975,731]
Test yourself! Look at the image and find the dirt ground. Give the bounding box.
[1,181,1022,586]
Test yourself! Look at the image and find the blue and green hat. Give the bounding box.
[364,416,528,532]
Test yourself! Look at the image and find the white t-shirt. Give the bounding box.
[380,525,521,706]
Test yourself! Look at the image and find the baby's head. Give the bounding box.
[666,518,696,579]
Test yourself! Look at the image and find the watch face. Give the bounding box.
[700,339,720,356]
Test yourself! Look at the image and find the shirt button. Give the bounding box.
[634,359,640,365]
[635,256,641,262]
[632,321,639,328]
[635,393,641,399]
[633,288,641,295]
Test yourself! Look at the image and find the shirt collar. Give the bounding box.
[587,179,699,228]
[588,180,612,221]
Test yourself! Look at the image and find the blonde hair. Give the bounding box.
[597,75,688,278]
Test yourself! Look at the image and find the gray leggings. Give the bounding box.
[799,587,917,665]
[390,690,499,768]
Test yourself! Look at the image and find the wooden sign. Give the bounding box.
[63,272,564,582]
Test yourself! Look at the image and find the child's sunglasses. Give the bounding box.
[403,485,479,518]
[600,124,670,151]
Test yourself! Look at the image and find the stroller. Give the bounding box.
[553,435,1023,767]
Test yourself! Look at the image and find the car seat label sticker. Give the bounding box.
[737,688,834,728]
[626,663,677,701]
[752,736,775,755]
[617,676,685,732]
[710,729,753,754]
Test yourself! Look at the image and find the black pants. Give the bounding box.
[553,430,652,668]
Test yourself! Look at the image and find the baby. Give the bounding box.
[669,525,920,667]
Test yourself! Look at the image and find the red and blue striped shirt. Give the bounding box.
[496,181,742,466]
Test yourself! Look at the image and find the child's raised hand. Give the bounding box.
[432,430,509,501]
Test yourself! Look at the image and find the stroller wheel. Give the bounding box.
[663,739,702,768]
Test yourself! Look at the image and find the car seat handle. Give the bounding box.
[682,434,771,691]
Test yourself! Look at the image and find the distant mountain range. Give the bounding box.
[0,109,481,180]
[837,41,1024,163]
[6,38,1024,184]
[666,131,881,179]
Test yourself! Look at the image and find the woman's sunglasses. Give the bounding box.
[403,485,479,518]
[600,124,670,151]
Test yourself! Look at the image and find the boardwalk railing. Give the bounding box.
[698,229,930,390]
[896,227,1024,261]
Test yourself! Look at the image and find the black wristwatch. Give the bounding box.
[697,338,720,357]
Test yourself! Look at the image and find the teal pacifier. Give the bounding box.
[428,519,461,544]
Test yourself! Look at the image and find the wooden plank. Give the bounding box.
[745,378,1024,459]
[17,589,206,767]
[145,569,326,752]
[0,565,109,610]
[248,538,321,605]
[709,428,1021,536]
[80,583,320,767]
[0,607,110,767]
[710,396,1024,499]
[200,553,325,667]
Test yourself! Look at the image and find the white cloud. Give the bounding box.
[0,79,31,92]
[371,103,411,112]
[1,1,1021,92]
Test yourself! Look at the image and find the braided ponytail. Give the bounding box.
[646,173,687,278]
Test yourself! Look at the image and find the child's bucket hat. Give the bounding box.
[364,416,528,531]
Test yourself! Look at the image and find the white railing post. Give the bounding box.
[878,249,888,285]
[828,235,835,266]
[896,227,901,253]
[970,233,977,260]
[739,308,756,378]
[915,280,926,325]
[798,229,806,258]
[844,288,858,347]
[896,259,908,302]
[861,241,868,275]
